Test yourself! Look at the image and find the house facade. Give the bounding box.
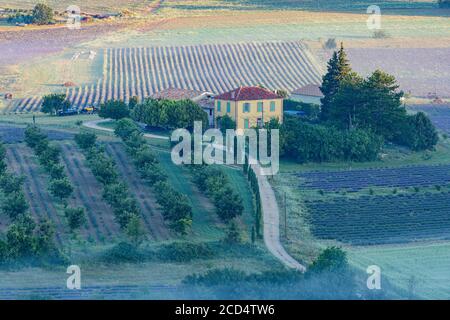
[214,86,283,130]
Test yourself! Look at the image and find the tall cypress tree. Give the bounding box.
[320,42,352,121]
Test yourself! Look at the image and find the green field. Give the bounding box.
[348,242,450,299]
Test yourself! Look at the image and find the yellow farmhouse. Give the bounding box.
[214,86,283,129]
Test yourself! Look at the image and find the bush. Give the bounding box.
[49,178,73,201]
[191,166,243,222]
[131,98,208,131]
[32,3,54,25]
[41,94,69,115]
[1,192,29,220]
[395,112,438,151]
[157,242,214,262]
[102,242,145,264]
[64,207,86,232]
[0,174,25,194]
[74,132,97,150]
[99,100,129,120]
[281,118,383,163]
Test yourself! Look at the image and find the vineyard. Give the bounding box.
[6,41,324,113]
[307,192,450,245]
[297,164,450,192]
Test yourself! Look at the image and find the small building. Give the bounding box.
[151,88,216,127]
[290,84,323,105]
[214,86,283,130]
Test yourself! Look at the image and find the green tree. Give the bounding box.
[64,207,87,232]
[309,246,349,274]
[114,118,141,140]
[361,70,406,140]
[99,100,130,120]
[327,72,364,130]
[399,112,439,151]
[125,215,146,247]
[24,125,46,149]
[1,192,29,220]
[225,219,244,244]
[74,132,97,150]
[320,42,352,121]
[215,187,244,222]
[217,115,236,134]
[0,174,25,194]
[32,3,54,25]
[49,178,73,201]
[6,215,36,259]
[41,94,70,115]
[129,96,139,110]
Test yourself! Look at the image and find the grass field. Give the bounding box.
[348,242,450,299]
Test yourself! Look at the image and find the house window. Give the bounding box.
[244,119,249,129]
[217,101,221,112]
[257,102,263,112]
[270,101,276,112]
[243,103,250,113]
[226,102,231,113]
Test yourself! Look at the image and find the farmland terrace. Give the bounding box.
[307,192,450,245]
[5,41,323,113]
[297,164,450,192]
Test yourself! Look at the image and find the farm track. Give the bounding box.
[5,145,63,244]
[60,143,120,242]
[9,41,323,113]
[105,142,170,241]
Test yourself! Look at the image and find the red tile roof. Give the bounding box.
[215,86,281,101]
[291,84,324,98]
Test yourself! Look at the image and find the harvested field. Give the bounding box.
[10,41,323,112]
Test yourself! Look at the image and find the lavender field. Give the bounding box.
[298,164,450,192]
[307,192,450,245]
[6,41,323,113]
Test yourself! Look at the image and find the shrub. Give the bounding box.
[41,94,69,114]
[49,178,73,201]
[1,191,29,220]
[102,242,145,264]
[99,100,129,120]
[74,132,97,150]
[32,3,54,25]
[64,207,86,232]
[157,242,214,262]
